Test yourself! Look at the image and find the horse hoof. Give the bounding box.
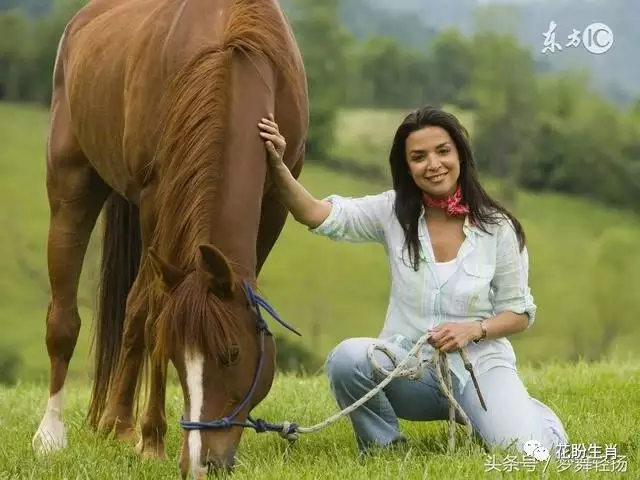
[116,427,140,446]
[96,415,115,436]
[32,414,67,454]
[135,438,166,461]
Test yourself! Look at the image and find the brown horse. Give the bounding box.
[31,0,308,475]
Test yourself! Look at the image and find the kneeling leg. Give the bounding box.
[460,366,569,455]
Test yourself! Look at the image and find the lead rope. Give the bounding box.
[367,335,474,453]
[272,331,478,453]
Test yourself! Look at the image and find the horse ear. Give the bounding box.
[147,248,184,290]
[198,244,235,297]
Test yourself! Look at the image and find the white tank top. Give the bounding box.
[435,257,457,285]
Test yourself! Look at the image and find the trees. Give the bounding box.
[288,0,351,160]
[0,0,85,104]
[468,32,539,209]
[2,0,638,213]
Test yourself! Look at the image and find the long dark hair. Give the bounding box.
[389,105,526,271]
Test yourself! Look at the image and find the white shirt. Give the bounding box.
[309,189,537,394]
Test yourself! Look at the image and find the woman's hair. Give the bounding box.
[389,105,526,271]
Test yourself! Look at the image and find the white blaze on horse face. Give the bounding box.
[185,349,206,478]
[32,389,67,454]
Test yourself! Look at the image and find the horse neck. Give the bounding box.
[151,155,265,281]
[151,47,272,281]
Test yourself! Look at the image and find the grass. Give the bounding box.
[2,361,638,479]
[1,102,639,478]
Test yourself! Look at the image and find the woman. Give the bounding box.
[257,105,568,455]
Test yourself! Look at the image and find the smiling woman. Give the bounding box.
[257,105,569,457]
[406,127,461,198]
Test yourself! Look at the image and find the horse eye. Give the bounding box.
[219,344,240,366]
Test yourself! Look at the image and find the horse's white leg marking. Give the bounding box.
[35,27,70,455]
[32,389,67,454]
[186,349,206,478]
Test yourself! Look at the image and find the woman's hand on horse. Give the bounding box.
[259,113,286,167]
[428,321,482,352]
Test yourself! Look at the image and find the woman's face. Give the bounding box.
[405,126,460,199]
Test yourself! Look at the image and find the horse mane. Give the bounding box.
[147,0,304,361]
[152,270,242,364]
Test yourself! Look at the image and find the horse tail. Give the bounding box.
[87,192,141,428]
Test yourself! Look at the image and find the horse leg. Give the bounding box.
[32,101,110,454]
[135,217,169,460]
[136,203,169,460]
[97,186,156,445]
[95,277,148,444]
[135,356,168,460]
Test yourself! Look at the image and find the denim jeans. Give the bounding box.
[325,337,569,453]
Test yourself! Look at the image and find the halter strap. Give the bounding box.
[179,281,300,432]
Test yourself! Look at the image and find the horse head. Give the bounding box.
[148,244,276,474]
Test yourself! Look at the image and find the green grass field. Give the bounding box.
[1,102,639,478]
[1,362,638,479]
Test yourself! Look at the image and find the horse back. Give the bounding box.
[57,0,307,202]
[58,0,230,200]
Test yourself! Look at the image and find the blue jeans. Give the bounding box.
[326,337,569,453]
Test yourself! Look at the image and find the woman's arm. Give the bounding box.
[259,115,331,228]
[428,311,529,352]
[490,220,537,328]
[259,115,391,244]
[268,162,332,229]
[477,311,529,341]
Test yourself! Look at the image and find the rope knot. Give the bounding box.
[253,418,268,433]
[279,421,298,441]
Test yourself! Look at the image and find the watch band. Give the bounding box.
[474,319,487,343]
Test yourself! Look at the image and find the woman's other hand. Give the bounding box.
[428,322,482,352]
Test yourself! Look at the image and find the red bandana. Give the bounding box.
[422,184,470,216]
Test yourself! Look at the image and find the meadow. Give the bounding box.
[0,102,639,478]
[1,362,638,478]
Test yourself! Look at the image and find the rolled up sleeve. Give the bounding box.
[309,190,393,244]
[491,220,537,326]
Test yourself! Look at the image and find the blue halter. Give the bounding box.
[178,281,300,437]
